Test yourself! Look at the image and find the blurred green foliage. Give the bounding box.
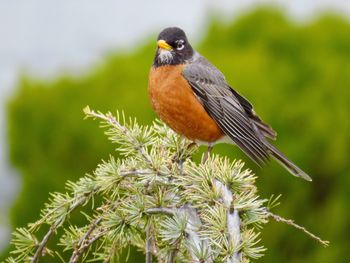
[4,8,350,262]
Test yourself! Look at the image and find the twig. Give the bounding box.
[214,180,242,263]
[119,169,168,177]
[69,218,103,263]
[146,207,176,216]
[266,211,329,247]
[70,230,106,263]
[146,223,153,263]
[227,209,241,263]
[31,227,54,263]
[167,238,181,263]
[180,206,212,263]
[30,227,55,262]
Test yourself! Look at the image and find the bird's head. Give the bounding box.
[153,27,194,67]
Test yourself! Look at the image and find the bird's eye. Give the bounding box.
[176,40,185,50]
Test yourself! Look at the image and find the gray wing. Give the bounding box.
[183,55,273,166]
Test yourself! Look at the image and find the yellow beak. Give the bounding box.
[157,40,172,50]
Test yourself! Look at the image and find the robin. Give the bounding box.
[148,27,311,181]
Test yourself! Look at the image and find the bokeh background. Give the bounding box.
[1,0,350,262]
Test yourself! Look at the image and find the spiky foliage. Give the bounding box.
[4,107,328,263]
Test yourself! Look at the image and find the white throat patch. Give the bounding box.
[158,49,173,64]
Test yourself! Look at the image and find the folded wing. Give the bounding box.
[183,55,272,166]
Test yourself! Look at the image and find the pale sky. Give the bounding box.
[0,0,349,250]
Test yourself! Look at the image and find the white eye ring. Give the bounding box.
[176,40,185,50]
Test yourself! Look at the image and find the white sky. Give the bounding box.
[0,0,349,250]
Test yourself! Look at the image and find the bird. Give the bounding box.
[148,27,312,181]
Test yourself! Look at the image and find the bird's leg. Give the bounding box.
[201,144,213,164]
[173,142,196,175]
[172,142,197,169]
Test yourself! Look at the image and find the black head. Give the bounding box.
[153,27,194,67]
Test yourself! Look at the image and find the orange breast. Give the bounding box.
[148,64,223,142]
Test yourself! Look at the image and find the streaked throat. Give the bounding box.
[158,49,173,64]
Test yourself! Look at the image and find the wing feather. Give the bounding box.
[183,55,271,166]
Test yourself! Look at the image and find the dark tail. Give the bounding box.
[266,143,312,181]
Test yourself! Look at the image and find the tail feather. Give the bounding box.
[266,143,312,181]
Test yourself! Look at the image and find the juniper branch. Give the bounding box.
[83,106,152,164]
[5,107,328,263]
[30,187,99,263]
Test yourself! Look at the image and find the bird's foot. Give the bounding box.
[172,142,196,167]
